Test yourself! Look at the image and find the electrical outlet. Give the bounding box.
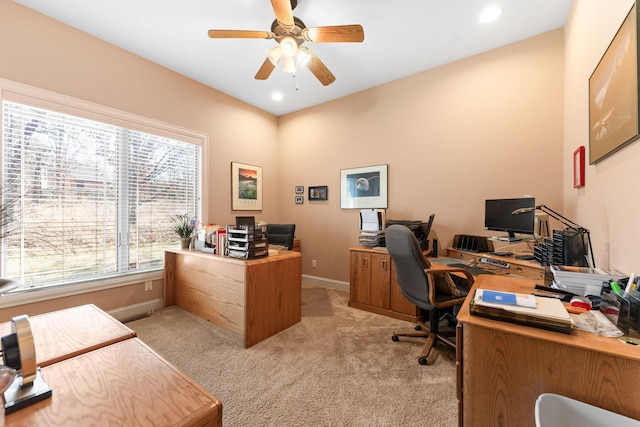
[145,281,153,291]
[312,259,317,268]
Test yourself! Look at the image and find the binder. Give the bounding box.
[470,289,572,334]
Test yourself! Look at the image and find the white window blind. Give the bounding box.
[1,100,201,291]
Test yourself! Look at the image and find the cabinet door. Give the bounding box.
[370,252,390,309]
[389,262,419,315]
[350,250,371,304]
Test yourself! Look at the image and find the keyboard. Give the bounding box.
[448,263,494,276]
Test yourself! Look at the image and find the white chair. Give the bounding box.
[535,393,640,427]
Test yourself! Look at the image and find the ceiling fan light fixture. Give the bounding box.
[282,55,297,73]
[268,45,283,65]
[280,36,298,57]
[296,47,311,68]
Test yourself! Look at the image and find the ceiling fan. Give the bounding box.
[208,0,364,86]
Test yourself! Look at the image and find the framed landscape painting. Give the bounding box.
[231,162,263,211]
[340,164,388,209]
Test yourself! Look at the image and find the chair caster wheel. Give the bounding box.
[418,357,428,365]
[391,335,399,342]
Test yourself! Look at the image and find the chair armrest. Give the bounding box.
[425,267,475,308]
[422,249,433,258]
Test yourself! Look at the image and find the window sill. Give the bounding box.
[0,270,164,309]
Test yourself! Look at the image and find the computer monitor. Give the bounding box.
[484,197,535,242]
[235,216,255,226]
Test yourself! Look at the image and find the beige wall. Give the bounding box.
[564,0,639,272]
[280,30,565,282]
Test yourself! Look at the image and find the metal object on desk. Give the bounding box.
[1,315,52,414]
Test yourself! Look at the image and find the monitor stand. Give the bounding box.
[496,231,521,242]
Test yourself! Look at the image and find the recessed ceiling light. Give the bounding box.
[479,5,503,23]
[272,92,283,101]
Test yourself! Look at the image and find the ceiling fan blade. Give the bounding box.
[303,25,364,43]
[307,52,336,86]
[208,29,274,39]
[270,0,295,30]
[255,58,276,80]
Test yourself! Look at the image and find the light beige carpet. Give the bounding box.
[127,284,458,426]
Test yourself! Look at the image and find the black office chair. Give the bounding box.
[385,224,474,365]
[267,224,296,250]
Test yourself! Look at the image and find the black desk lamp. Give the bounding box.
[512,204,595,268]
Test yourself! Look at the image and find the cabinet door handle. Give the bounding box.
[363,257,368,267]
[382,259,388,270]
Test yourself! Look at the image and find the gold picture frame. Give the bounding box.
[589,3,640,164]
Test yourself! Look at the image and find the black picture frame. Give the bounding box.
[589,3,640,164]
[309,185,328,201]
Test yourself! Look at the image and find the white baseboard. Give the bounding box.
[108,298,164,322]
[302,274,349,292]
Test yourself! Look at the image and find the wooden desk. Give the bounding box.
[0,304,136,367]
[164,249,302,348]
[456,275,640,426]
[1,338,222,427]
[446,247,547,281]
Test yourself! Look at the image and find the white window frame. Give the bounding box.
[0,78,209,308]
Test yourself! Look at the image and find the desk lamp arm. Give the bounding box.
[535,205,584,232]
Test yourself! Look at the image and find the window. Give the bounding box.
[1,93,202,293]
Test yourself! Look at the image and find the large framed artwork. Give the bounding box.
[231,162,263,211]
[340,164,388,209]
[589,3,640,164]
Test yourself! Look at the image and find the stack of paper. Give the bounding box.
[358,231,385,247]
[550,265,627,296]
[471,289,572,334]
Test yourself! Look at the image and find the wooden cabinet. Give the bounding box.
[348,247,420,322]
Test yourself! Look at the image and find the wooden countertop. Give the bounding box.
[458,275,640,362]
[0,304,136,367]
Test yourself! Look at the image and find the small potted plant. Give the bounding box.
[173,213,194,249]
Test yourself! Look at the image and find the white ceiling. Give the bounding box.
[15,0,572,116]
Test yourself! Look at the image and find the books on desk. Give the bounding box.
[470,289,572,334]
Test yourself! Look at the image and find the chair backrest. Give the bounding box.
[267,223,296,250]
[385,224,432,309]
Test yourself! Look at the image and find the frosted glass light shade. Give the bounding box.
[282,56,297,73]
[267,46,283,65]
[280,36,298,57]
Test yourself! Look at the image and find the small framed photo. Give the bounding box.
[295,186,304,194]
[309,185,328,201]
[295,196,304,204]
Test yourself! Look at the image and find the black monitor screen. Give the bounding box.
[236,216,255,226]
[484,197,535,241]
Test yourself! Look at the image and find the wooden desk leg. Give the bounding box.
[164,251,176,306]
